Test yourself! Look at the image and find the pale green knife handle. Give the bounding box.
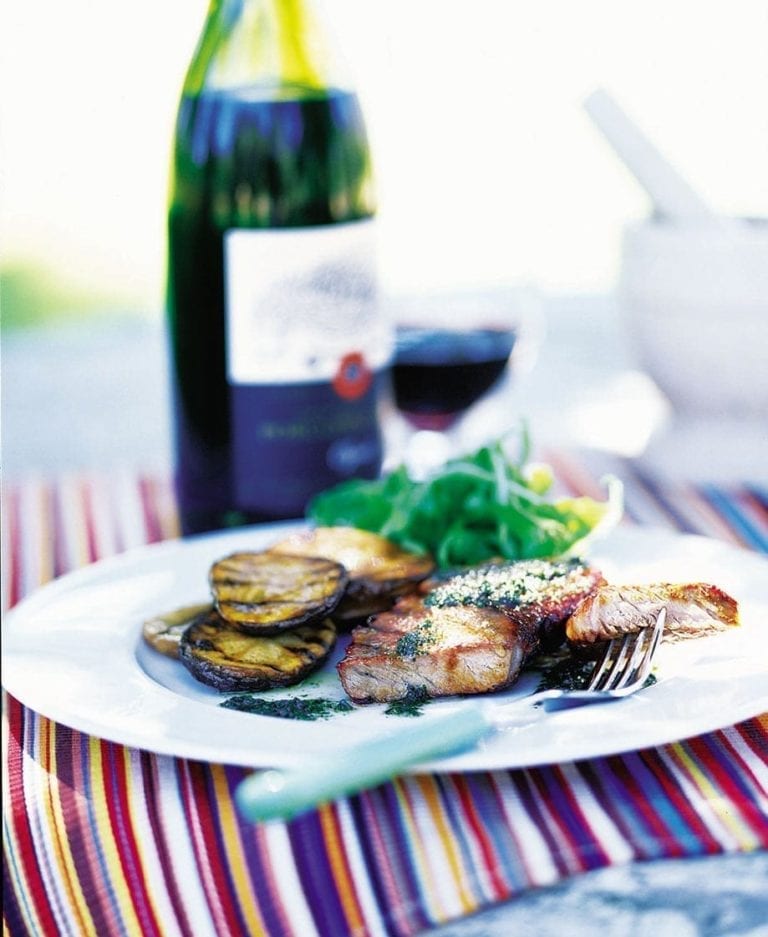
[235,705,490,822]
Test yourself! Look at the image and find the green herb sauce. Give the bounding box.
[394,619,437,659]
[534,656,595,692]
[220,695,354,720]
[384,686,431,717]
[532,654,658,693]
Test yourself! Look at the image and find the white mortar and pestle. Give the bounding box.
[584,89,768,479]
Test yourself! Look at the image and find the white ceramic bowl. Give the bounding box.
[618,218,768,418]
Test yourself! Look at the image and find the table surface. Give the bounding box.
[3,294,767,936]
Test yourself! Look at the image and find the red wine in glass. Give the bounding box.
[392,326,517,430]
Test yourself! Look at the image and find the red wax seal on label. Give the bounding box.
[333,352,372,400]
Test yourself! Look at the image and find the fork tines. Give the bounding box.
[588,607,667,694]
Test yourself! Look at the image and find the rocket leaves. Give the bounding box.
[308,431,622,569]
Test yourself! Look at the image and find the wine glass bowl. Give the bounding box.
[385,286,538,470]
[392,325,517,431]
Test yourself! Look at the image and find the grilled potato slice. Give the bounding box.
[269,526,434,623]
[142,602,213,658]
[179,607,337,692]
[210,551,348,633]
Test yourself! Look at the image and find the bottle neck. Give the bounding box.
[186,0,334,96]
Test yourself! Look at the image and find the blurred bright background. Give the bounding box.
[1,0,767,480]
[2,0,767,327]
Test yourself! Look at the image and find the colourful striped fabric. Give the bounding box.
[3,459,768,937]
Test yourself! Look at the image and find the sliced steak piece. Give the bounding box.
[566,582,739,646]
[338,595,538,703]
[338,558,603,703]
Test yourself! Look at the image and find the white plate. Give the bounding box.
[3,523,767,772]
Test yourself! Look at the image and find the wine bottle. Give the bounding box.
[166,0,388,535]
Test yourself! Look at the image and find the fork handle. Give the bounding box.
[235,706,490,822]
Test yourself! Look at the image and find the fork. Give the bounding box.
[236,608,666,822]
[512,605,667,715]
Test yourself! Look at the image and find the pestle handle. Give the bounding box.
[583,88,725,226]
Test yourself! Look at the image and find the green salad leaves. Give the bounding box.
[308,430,623,569]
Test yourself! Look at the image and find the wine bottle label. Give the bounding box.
[229,377,384,515]
[224,219,388,515]
[224,219,387,382]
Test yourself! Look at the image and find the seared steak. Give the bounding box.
[338,558,603,703]
[338,596,538,703]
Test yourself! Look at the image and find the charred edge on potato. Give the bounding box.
[179,607,337,692]
[209,551,348,633]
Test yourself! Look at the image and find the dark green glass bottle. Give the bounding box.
[167,0,387,535]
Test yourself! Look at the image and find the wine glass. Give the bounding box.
[383,285,540,476]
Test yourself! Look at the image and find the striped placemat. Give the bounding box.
[3,457,768,937]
